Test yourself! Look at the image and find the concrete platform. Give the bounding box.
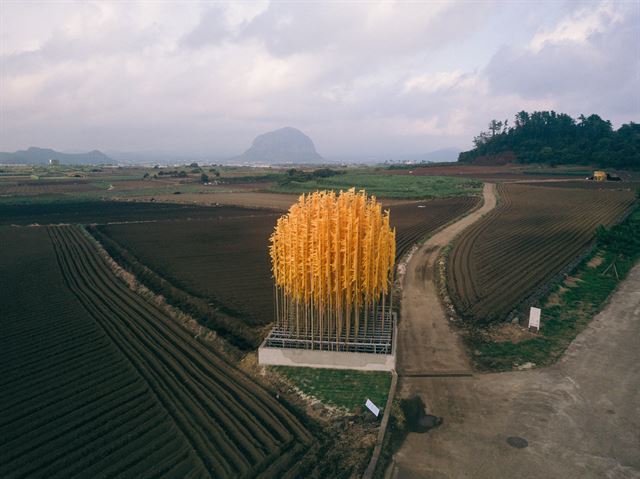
[258,345,395,371]
[259,319,397,371]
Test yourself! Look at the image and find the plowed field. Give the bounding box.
[0,225,315,478]
[447,184,636,323]
[393,196,480,260]
[0,201,261,226]
[98,213,280,326]
[97,196,480,328]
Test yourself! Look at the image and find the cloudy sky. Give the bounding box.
[1,0,638,158]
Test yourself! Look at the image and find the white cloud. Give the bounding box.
[0,0,637,156]
[403,71,480,94]
[486,1,639,127]
[529,1,625,53]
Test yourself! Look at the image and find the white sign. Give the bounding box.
[365,399,380,417]
[528,307,541,331]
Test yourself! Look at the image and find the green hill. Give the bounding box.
[459,111,639,169]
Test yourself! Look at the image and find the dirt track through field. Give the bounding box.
[397,183,496,375]
[390,262,640,479]
[391,182,640,478]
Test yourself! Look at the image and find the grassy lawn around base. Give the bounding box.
[272,366,392,412]
[270,173,482,199]
[469,201,640,371]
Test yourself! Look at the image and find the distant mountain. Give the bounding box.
[0,147,113,165]
[234,127,323,164]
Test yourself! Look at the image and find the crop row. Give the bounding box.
[96,214,279,327]
[0,227,200,479]
[47,225,314,477]
[392,196,480,261]
[88,225,262,349]
[447,183,636,323]
[94,197,480,341]
[1,225,316,478]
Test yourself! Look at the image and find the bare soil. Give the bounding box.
[446,183,635,322]
[396,183,497,375]
[389,183,640,478]
[120,191,300,211]
[130,191,422,211]
[390,263,640,479]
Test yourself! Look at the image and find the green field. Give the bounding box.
[270,173,481,199]
[272,367,392,412]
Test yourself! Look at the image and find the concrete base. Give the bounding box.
[258,346,395,371]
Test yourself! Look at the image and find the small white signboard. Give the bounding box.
[365,399,380,417]
[528,307,541,332]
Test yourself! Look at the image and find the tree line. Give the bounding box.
[459,111,640,169]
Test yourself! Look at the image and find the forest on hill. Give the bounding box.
[459,111,640,169]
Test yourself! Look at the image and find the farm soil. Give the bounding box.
[446,183,636,323]
[1,225,319,478]
[120,192,300,211]
[390,262,640,479]
[390,182,639,478]
[126,191,423,211]
[97,197,480,333]
[0,201,261,225]
[396,183,497,375]
[95,220,391,477]
[0,179,103,196]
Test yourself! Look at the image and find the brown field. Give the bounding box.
[0,201,260,226]
[0,178,104,196]
[517,180,640,190]
[127,191,300,211]
[97,211,281,327]
[385,164,640,184]
[0,225,317,478]
[447,183,636,323]
[392,196,480,260]
[96,196,480,333]
[127,190,424,211]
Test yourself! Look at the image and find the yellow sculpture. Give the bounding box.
[270,188,396,347]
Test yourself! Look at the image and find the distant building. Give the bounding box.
[48,159,60,166]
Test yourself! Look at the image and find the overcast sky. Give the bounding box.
[1,0,638,158]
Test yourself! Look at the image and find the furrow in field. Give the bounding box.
[446,184,636,322]
[47,225,314,478]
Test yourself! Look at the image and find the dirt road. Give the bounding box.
[397,183,496,375]
[390,184,640,478]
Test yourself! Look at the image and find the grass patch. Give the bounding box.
[272,366,392,411]
[468,202,640,371]
[270,173,481,199]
